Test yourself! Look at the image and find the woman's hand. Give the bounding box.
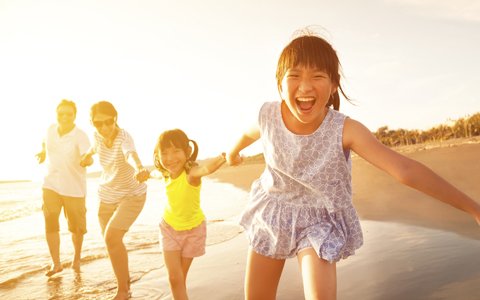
[135,167,150,183]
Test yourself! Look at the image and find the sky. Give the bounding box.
[1,0,479,181]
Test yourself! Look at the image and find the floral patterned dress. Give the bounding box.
[240,101,363,262]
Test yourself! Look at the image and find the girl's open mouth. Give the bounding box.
[296,97,316,112]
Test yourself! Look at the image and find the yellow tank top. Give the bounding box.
[163,170,205,230]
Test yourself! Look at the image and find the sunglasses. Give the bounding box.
[57,112,74,117]
[92,118,115,129]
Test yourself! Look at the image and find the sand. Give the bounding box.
[129,139,480,299]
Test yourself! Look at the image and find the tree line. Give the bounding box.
[373,113,480,147]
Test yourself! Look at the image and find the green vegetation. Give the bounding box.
[243,112,480,163]
[374,113,480,147]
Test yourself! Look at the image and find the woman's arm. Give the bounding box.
[79,147,96,167]
[126,151,150,183]
[343,118,480,225]
[227,125,261,166]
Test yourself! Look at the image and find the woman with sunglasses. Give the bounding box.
[80,100,150,300]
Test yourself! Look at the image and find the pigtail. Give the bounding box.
[185,139,199,173]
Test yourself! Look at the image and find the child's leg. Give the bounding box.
[164,250,190,300]
[181,257,194,283]
[297,248,336,300]
[245,248,285,300]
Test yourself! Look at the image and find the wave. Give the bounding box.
[0,180,32,184]
[0,240,160,289]
[0,205,41,223]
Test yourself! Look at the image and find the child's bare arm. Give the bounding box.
[189,153,227,179]
[344,118,480,225]
[228,125,260,165]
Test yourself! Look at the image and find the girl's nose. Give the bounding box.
[298,78,313,92]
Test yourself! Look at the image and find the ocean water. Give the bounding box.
[0,177,248,299]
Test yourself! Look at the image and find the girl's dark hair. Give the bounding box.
[153,129,199,177]
[276,34,350,110]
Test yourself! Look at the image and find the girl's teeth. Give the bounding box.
[297,97,314,102]
[296,98,316,110]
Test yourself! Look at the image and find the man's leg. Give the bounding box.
[42,189,63,276]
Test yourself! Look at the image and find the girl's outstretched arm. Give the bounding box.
[343,118,480,225]
[189,153,227,179]
[187,153,227,186]
[227,125,261,166]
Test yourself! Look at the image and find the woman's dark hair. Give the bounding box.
[276,34,350,110]
[90,100,118,119]
[153,129,199,177]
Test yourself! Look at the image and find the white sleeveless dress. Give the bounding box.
[240,101,363,262]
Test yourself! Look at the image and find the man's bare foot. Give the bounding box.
[45,264,63,277]
[71,259,81,272]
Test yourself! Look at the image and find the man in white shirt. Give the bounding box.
[36,99,91,276]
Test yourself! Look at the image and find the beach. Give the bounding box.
[1,139,480,299]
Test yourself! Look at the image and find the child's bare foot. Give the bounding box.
[111,290,131,300]
[71,259,81,272]
[45,264,63,277]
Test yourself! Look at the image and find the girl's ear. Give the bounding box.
[186,146,193,159]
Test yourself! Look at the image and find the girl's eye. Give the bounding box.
[313,73,329,79]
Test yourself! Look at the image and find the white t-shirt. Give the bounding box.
[43,124,91,197]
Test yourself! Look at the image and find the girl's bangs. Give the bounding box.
[278,36,339,81]
[158,131,189,152]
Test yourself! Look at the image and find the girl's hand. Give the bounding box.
[227,152,243,166]
[135,167,150,183]
[80,153,94,167]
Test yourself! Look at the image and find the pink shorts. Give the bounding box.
[160,219,206,258]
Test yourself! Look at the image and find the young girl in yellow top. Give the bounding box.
[153,129,226,300]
